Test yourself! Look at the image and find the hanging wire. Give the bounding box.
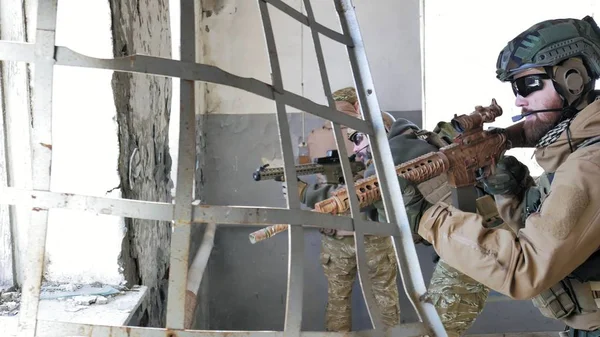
[300,0,306,143]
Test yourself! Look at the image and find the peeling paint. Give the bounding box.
[201,0,226,16]
[108,0,173,328]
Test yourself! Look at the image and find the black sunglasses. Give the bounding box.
[511,73,550,97]
[349,132,364,146]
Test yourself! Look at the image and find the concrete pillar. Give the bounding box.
[108,0,174,328]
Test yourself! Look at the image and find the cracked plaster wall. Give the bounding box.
[108,0,174,328]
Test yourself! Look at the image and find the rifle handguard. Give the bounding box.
[314,151,450,215]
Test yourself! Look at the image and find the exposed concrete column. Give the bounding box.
[108,0,174,328]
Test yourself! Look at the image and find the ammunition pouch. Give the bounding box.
[476,195,505,228]
[532,281,577,320]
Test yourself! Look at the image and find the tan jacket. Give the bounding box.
[417,100,600,330]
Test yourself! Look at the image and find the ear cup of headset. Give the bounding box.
[565,69,584,94]
[553,58,591,106]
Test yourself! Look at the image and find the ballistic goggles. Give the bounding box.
[511,73,550,97]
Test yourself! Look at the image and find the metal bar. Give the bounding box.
[263,0,351,46]
[301,0,383,331]
[258,1,304,334]
[334,1,447,337]
[418,0,428,129]
[193,206,354,231]
[16,320,429,337]
[0,187,375,233]
[0,6,14,289]
[51,46,371,134]
[0,187,174,221]
[17,0,57,336]
[0,41,35,63]
[0,44,14,290]
[0,0,35,289]
[166,0,196,329]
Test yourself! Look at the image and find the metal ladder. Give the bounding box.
[0,0,447,336]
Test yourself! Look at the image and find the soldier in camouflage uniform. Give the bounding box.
[293,87,496,334]
[359,108,500,337]
[293,87,400,331]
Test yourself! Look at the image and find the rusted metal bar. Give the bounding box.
[258,1,304,334]
[16,1,57,336]
[165,0,197,329]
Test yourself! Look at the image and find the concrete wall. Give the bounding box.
[43,0,125,285]
[194,0,563,333]
[0,0,127,286]
[2,0,181,288]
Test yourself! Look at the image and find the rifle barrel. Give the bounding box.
[253,163,325,181]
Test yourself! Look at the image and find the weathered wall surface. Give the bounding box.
[108,0,174,328]
[192,0,565,333]
[0,0,35,289]
[2,0,137,290]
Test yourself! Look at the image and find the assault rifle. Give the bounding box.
[249,99,531,243]
[252,149,365,185]
[313,98,528,215]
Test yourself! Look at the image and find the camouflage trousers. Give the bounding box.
[319,234,400,332]
[428,259,490,337]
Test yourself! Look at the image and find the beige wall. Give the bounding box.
[199,0,423,115]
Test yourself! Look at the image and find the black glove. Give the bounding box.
[374,176,432,244]
[481,155,530,196]
[281,178,308,200]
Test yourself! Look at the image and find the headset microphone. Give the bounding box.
[511,108,563,122]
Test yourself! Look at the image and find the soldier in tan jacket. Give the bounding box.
[381,16,600,336]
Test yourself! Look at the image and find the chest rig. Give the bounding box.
[529,137,600,325]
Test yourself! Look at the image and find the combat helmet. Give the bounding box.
[332,86,396,140]
[496,16,600,110]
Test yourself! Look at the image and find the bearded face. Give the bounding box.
[511,69,564,145]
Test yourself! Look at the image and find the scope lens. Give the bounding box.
[451,119,464,133]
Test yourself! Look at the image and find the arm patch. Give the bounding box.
[529,185,589,240]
